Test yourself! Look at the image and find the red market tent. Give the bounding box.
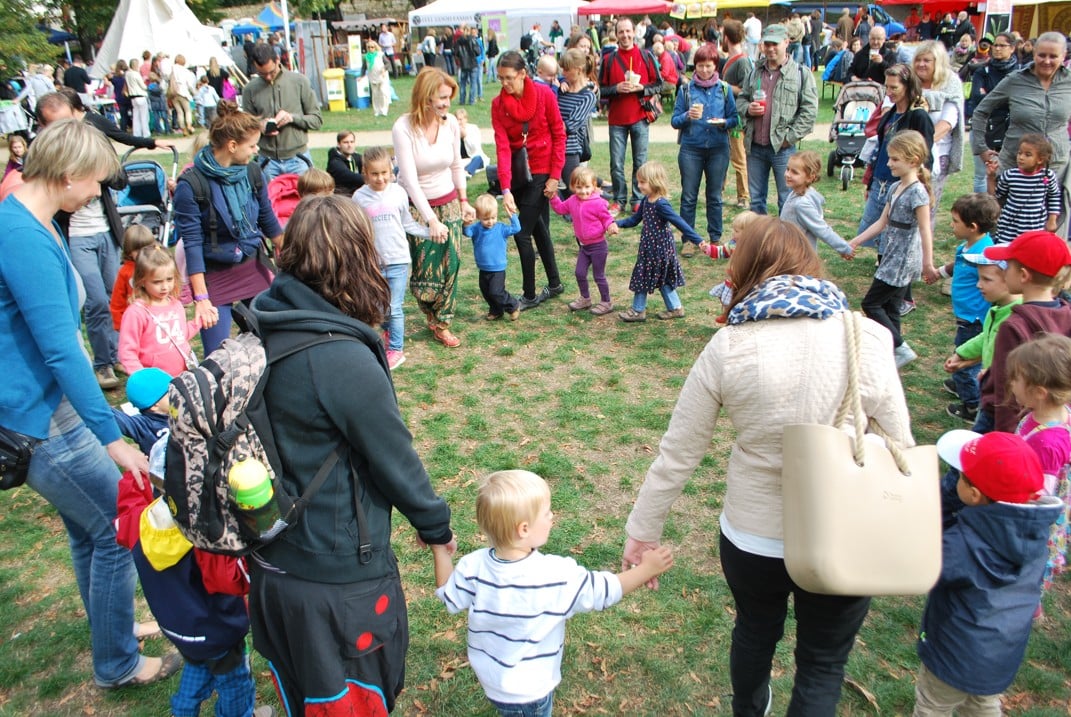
[578,0,672,16]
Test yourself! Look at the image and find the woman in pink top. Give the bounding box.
[393,67,473,348]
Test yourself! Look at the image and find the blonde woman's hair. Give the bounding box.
[133,244,179,301]
[569,166,597,191]
[886,130,932,204]
[22,118,120,188]
[913,40,952,89]
[476,470,550,549]
[297,168,335,197]
[474,193,498,220]
[409,67,458,129]
[636,161,670,200]
[1005,334,1071,406]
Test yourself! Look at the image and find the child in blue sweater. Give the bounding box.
[935,193,1001,424]
[464,193,522,321]
[917,430,1062,714]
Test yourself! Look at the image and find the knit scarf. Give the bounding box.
[989,56,1018,74]
[193,146,257,240]
[692,72,721,89]
[498,76,540,127]
[727,274,849,325]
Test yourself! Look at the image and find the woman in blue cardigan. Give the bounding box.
[0,119,179,689]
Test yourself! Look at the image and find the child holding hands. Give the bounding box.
[849,131,939,369]
[464,194,523,321]
[550,167,619,316]
[432,470,673,717]
[988,134,1062,244]
[616,161,703,322]
[780,151,855,259]
[352,146,430,370]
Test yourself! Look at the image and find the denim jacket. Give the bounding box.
[671,80,738,150]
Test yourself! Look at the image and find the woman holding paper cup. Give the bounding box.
[671,43,738,253]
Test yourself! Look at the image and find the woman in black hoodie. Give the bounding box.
[325,129,364,195]
[249,194,455,714]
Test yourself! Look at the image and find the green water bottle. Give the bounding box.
[228,456,281,538]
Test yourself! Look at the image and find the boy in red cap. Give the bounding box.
[915,430,1062,714]
[978,231,1071,433]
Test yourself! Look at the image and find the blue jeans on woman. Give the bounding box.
[382,263,409,352]
[69,231,120,370]
[27,422,141,686]
[489,692,553,716]
[679,143,730,243]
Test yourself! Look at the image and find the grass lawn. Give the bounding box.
[0,72,1068,716]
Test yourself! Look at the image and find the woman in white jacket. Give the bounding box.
[169,54,196,135]
[125,59,150,138]
[622,216,913,717]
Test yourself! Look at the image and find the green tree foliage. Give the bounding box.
[0,0,61,71]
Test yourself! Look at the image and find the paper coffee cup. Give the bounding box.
[626,71,641,85]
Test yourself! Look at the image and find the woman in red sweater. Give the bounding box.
[491,51,567,309]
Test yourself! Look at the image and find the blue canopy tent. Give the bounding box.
[256,3,294,32]
[38,25,77,61]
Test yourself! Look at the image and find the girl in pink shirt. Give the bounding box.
[118,244,201,377]
[1007,334,1071,598]
[550,167,620,315]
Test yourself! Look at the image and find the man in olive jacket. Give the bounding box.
[737,24,818,214]
[242,43,323,182]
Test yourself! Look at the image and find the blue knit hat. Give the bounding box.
[126,368,172,410]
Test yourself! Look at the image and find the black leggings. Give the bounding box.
[513,173,560,299]
[861,278,907,347]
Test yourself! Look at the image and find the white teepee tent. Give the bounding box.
[91,0,234,77]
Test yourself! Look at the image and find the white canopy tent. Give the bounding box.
[409,0,580,50]
[91,0,235,77]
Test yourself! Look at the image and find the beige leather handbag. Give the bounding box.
[782,312,941,596]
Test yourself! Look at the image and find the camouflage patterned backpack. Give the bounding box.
[164,325,366,556]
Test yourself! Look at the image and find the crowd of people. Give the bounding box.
[1,11,1071,717]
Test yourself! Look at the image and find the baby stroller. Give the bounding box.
[115,146,180,244]
[826,81,884,191]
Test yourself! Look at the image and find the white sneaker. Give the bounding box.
[764,684,773,716]
[894,342,918,369]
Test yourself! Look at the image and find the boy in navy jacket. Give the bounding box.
[915,430,1062,714]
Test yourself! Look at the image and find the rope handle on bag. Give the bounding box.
[833,311,912,475]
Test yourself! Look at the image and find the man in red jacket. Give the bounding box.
[599,17,663,215]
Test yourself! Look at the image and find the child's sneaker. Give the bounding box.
[619,308,647,322]
[942,377,958,396]
[947,402,978,423]
[568,297,592,311]
[507,308,520,321]
[656,307,686,320]
[485,312,503,321]
[590,301,614,316]
[894,342,918,368]
[386,350,406,370]
[680,242,696,257]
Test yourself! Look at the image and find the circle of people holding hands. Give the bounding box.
[2,13,1071,717]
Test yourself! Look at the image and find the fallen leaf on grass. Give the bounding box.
[843,677,880,713]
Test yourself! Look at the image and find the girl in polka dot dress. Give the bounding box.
[616,161,703,322]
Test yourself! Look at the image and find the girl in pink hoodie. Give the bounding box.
[550,167,620,316]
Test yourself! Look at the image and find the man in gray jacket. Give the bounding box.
[737,24,818,214]
[242,43,324,181]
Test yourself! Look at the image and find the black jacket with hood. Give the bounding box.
[250,272,452,583]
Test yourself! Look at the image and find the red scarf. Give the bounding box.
[497,76,540,125]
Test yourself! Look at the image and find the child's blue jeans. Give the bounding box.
[489,691,554,717]
[382,263,409,352]
[952,319,983,407]
[171,644,255,717]
[632,287,682,313]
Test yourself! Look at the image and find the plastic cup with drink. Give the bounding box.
[754,88,767,115]
[691,102,703,119]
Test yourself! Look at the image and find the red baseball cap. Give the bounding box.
[937,430,1043,504]
[984,230,1071,277]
